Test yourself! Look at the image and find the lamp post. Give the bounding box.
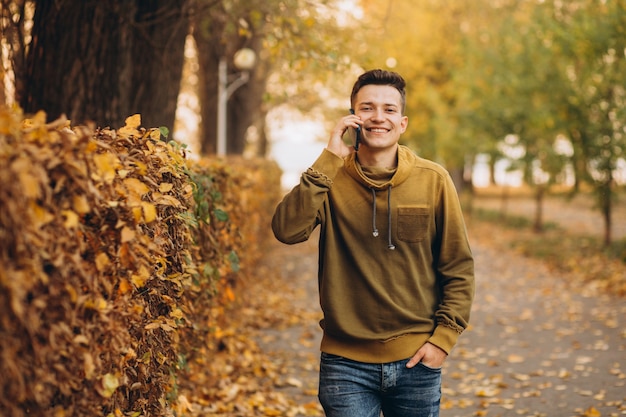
[216,48,256,156]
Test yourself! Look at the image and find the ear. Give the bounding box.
[400,115,408,133]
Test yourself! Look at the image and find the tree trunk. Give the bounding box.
[193,5,223,155]
[599,180,613,246]
[500,186,509,219]
[449,167,465,193]
[20,0,188,130]
[533,185,545,233]
[130,0,190,131]
[1,0,29,107]
[193,5,270,157]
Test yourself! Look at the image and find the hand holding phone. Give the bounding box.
[349,109,361,151]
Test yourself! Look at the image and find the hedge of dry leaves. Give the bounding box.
[0,107,282,417]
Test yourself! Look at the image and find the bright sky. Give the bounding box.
[266,106,327,189]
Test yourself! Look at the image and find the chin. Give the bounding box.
[362,141,398,150]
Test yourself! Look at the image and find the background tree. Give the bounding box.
[546,0,626,245]
[452,0,626,243]
[11,0,190,130]
[192,0,358,156]
[0,0,30,106]
[357,0,481,190]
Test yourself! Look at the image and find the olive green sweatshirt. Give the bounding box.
[272,146,475,363]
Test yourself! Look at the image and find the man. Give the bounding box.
[271,69,475,417]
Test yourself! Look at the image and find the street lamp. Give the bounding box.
[216,48,256,156]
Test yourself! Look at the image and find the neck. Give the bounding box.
[356,144,399,168]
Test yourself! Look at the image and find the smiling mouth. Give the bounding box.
[366,128,389,133]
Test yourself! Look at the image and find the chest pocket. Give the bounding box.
[397,206,430,242]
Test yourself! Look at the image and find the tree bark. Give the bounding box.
[192,4,223,155]
[19,0,189,130]
[130,0,190,131]
[1,0,29,107]
[599,180,613,246]
[533,185,545,233]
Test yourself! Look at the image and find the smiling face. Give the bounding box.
[353,84,409,152]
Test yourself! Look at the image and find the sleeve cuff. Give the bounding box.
[427,325,461,355]
[309,148,344,180]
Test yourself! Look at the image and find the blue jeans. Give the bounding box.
[318,353,442,417]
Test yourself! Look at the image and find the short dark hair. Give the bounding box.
[350,69,407,114]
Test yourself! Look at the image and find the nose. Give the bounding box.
[371,108,385,122]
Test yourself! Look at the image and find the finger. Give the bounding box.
[350,116,363,129]
[406,351,424,368]
[333,116,357,137]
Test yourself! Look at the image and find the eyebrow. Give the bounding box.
[358,101,400,108]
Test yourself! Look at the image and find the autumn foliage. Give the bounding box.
[0,107,282,416]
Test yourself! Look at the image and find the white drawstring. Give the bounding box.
[370,188,379,237]
[370,186,395,250]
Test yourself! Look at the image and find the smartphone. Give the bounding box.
[349,108,361,151]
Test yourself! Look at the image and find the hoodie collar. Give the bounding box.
[344,146,417,251]
[344,145,414,190]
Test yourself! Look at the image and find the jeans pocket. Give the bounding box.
[417,362,442,372]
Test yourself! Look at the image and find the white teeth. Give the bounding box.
[370,128,387,133]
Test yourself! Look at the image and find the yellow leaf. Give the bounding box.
[72,194,90,214]
[141,201,157,223]
[73,334,89,345]
[286,377,303,388]
[160,323,175,332]
[22,110,47,129]
[121,226,135,243]
[123,177,150,197]
[475,387,500,397]
[170,308,184,319]
[149,129,161,141]
[131,206,143,223]
[131,265,150,288]
[175,395,194,414]
[118,114,141,138]
[92,153,120,183]
[30,202,54,228]
[96,298,108,310]
[507,354,524,363]
[224,286,235,302]
[12,157,41,198]
[53,407,67,417]
[153,193,182,207]
[117,279,132,295]
[65,284,78,303]
[84,352,95,379]
[159,182,174,193]
[62,209,79,229]
[95,252,110,272]
[98,373,119,398]
[133,160,148,176]
[154,258,168,275]
[582,406,601,417]
[125,114,141,128]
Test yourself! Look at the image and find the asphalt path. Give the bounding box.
[443,219,625,417]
